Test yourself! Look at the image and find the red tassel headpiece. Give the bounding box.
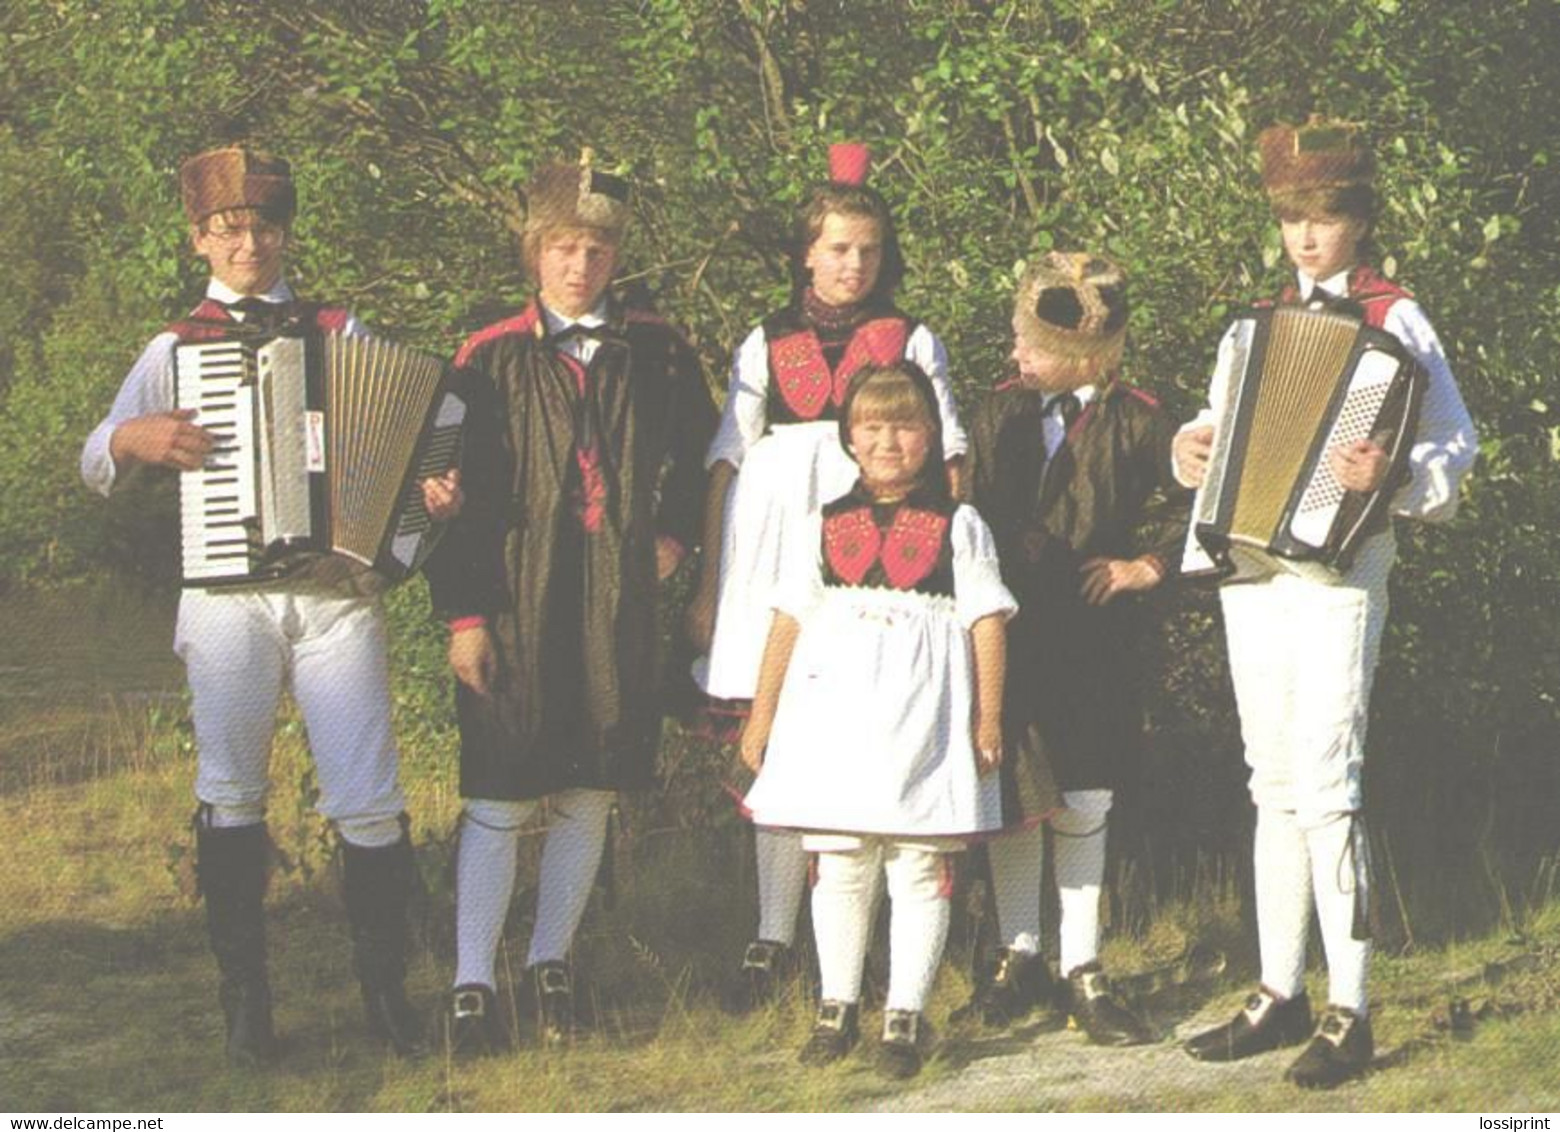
[828,142,870,186]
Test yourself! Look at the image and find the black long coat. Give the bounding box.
[967,379,1190,802]
[426,299,716,800]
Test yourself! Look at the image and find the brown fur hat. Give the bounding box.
[523,149,631,240]
[1013,251,1129,361]
[179,146,296,226]
[1258,116,1375,202]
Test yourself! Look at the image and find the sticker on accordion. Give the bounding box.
[305,410,326,472]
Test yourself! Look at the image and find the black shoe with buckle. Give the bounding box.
[798,999,860,1067]
[1285,1006,1374,1089]
[950,947,1059,1030]
[446,984,508,1059]
[876,1009,931,1079]
[722,939,792,1015]
[1185,986,1314,1062]
[529,961,574,1046]
[1065,962,1155,1047]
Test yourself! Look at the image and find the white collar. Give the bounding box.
[1298,269,1352,302]
[206,277,294,306]
[1045,383,1097,411]
[541,300,609,336]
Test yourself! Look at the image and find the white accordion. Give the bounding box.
[1184,305,1425,582]
[174,331,466,588]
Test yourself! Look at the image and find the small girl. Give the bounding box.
[688,143,969,1007]
[740,362,1013,1079]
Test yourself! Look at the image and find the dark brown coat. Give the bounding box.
[967,380,1189,800]
[426,299,716,800]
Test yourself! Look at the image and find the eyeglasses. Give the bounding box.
[203,221,286,246]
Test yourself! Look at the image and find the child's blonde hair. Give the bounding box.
[838,362,949,499]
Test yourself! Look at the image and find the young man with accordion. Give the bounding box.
[81,146,458,1065]
[1173,118,1477,1088]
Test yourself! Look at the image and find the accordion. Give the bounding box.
[174,331,466,589]
[1185,304,1425,582]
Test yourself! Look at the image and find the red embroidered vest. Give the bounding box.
[1275,265,1409,330]
[165,297,350,342]
[821,490,955,595]
[766,316,912,424]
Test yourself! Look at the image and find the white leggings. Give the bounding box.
[810,839,953,1014]
[453,790,614,990]
[987,788,1113,976]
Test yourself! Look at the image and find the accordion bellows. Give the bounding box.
[1186,305,1425,582]
[175,332,465,589]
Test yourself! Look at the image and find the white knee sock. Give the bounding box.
[1053,790,1112,976]
[884,845,951,1014]
[987,822,1045,955]
[527,789,615,966]
[1255,806,1312,999]
[811,846,883,1003]
[1307,813,1370,1015]
[454,799,529,989]
[755,827,809,946]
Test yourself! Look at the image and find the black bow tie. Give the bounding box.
[1048,392,1082,428]
[1306,287,1343,306]
[550,322,605,346]
[221,297,288,334]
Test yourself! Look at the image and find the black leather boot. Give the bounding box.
[195,818,278,1068]
[342,833,427,1058]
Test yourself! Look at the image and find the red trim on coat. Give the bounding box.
[556,352,607,533]
[1115,383,1160,408]
[455,303,542,367]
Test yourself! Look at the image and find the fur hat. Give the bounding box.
[524,148,631,240]
[179,146,296,226]
[1258,116,1375,200]
[1013,251,1129,361]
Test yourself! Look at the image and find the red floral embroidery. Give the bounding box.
[823,507,881,584]
[768,318,911,420]
[881,508,949,590]
[769,334,832,420]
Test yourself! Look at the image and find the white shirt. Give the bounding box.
[79,278,367,497]
[540,299,609,368]
[1177,268,1477,522]
[1040,383,1097,460]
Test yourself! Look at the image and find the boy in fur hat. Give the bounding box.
[1176,118,1476,1088]
[961,251,1190,1046]
[426,152,716,1055]
[81,145,451,1065]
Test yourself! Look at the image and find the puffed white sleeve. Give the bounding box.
[952,504,1018,629]
[705,325,771,471]
[906,324,968,458]
[1381,299,1478,522]
[772,511,827,623]
[80,331,180,498]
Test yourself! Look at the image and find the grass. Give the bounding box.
[3,580,1559,1112]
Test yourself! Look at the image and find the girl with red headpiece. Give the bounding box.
[685,144,969,1012]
